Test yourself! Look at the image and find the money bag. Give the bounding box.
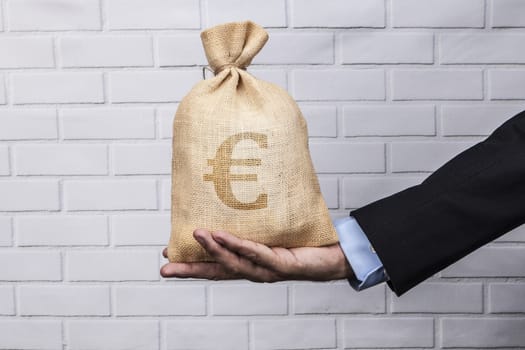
[168,20,338,263]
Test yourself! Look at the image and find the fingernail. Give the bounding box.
[213,234,224,244]
[194,233,206,245]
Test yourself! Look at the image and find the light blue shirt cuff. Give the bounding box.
[333,216,389,291]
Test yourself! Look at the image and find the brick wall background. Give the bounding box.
[0,0,524,349]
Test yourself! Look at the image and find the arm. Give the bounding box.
[352,109,525,296]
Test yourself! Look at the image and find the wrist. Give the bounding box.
[333,243,355,280]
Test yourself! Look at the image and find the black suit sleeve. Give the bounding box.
[350,109,525,296]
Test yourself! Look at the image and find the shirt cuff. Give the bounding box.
[333,216,389,291]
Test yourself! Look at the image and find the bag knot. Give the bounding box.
[200,21,268,75]
[213,63,247,75]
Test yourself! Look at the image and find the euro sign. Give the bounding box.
[203,132,268,210]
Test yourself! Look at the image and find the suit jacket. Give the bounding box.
[351,109,525,296]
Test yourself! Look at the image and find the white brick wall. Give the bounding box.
[207,0,286,28]
[19,285,110,316]
[106,0,200,30]
[165,320,249,350]
[0,217,12,246]
[115,285,206,316]
[7,0,101,31]
[344,317,435,348]
[0,320,62,350]
[0,1,524,349]
[15,144,108,175]
[0,145,8,175]
[12,72,104,104]
[0,37,54,68]
[210,284,288,315]
[0,109,57,140]
[16,215,108,246]
[59,35,154,67]
[67,320,160,350]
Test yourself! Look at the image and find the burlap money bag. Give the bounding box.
[168,20,338,263]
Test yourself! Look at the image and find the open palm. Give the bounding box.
[161,229,354,282]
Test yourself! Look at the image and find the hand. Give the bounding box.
[160,229,354,282]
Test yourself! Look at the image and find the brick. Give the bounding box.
[391,141,475,172]
[115,285,205,315]
[158,107,178,139]
[166,320,248,350]
[392,70,483,100]
[253,319,336,350]
[110,70,200,103]
[0,145,8,175]
[343,176,424,208]
[66,250,159,281]
[294,282,385,314]
[67,320,159,350]
[441,105,524,136]
[392,0,484,28]
[249,68,288,90]
[113,143,171,175]
[0,74,6,104]
[489,283,525,313]
[0,109,57,140]
[62,108,155,140]
[441,34,525,64]
[489,70,525,100]
[292,0,385,28]
[207,0,286,27]
[0,217,11,246]
[15,144,108,175]
[392,282,483,313]
[106,0,199,30]
[113,214,169,246]
[299,104,337,137]
[19,285,109,316]
[64,180,157,211]
[344,317,434,348]
[0,181,59,211]
[12,72,104,104]
[254,33,334,64]
[344,105,435,136]
[488,282,525,317]
[8,0,100,31]
[0,251,61,280]
[497,224,525,242]
[319,177,339,209]
[211,284,287,315]
[443,246,525,277]
[0,37,54,68]
[160,178,171,210]
[0,320,62,350]
[342,33,434,64]
[292,69,385,101]
[16,215,108,246]
[492,0,525,27]
[0,286,14,315]
[60,36,153,67]
[442,317,525,347]
[310,142,385,173]
[158,34,207,67]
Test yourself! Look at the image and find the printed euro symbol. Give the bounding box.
[203,132,268,210]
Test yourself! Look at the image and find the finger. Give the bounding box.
[211,230,282,271]
[160,262,235,280]
[162,247,167,258]
[193,229,280,282]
